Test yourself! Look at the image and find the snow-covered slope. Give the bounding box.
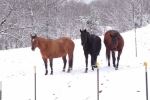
[0,25,150,100]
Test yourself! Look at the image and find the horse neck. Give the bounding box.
[83,33,91,48]
[87,33,92,44]
[37,37,49,50]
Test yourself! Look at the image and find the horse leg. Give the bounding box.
[112,51,116,68]
[49,59,53,75]
[94,55,98,68]
[62,56,67,72]
[43,58,48,75]
[67,53,73,73]
[84,53,88,73]
[116,50,122,70]
[91,55,97,70]
[106,49,110,66]
[91,55,94,70]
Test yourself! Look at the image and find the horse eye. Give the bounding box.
[32,39,35,42]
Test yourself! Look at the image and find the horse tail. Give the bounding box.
[110,33,118,45]
[105,48,111,61]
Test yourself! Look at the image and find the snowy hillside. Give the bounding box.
[0,25,150,100]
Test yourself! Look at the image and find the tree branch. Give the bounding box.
[0,3,13,26]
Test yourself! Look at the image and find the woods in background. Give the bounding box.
[0,0,150,50]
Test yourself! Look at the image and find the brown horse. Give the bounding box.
[104,30,124,70]
[31,34,75,75]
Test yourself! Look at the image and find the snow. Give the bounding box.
[0,25,150,100]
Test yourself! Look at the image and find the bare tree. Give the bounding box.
[0,0,149,50]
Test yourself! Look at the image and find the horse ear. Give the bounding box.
[30,33,34,39]
[84,29,87,32]
[80,29,82,32]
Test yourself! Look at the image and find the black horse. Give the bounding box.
[80,29,101,73]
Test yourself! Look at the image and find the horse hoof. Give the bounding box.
[92,68,94,71]
[67,68,72,73]
[85,70,88,73]
[67,70,70,73]
[50,71,53,75]
[62,69,65,72]
[115,67,118,70]
[93,66,97,68]
[45,70,48,75]
[45,73,48,75]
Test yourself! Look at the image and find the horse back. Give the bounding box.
[85,34,101,55]
[47,37,75,58]
[59,37,75,52]
[104,30,124,51]
[91,35,101,53]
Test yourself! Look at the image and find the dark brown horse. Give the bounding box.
[31,34,75,75]
[80,29,101,73]
[104,30,124,70]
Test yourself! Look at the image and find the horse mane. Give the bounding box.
[37,36,54,43]
[85,31,90,41]
[108,30,120,45]
[35,36,52,51]
[83,30,91,48]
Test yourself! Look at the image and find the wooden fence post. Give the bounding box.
[34,66,37,100]
[144,62,149,100]
[0,81,2,100]
[96,62,100,100]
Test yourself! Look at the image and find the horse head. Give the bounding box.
[80,29,89,46]
[31,34,38,51]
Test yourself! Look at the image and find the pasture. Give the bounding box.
[0,25,150,100]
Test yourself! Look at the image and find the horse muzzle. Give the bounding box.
[31,47,35,51]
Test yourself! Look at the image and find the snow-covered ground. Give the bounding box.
[0,25,150,100]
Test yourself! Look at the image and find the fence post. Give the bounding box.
[0,81,2,100]
[96,62,100,100]
[144,62,148,100]
[34,66,37,100]
[134,23,138,57]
